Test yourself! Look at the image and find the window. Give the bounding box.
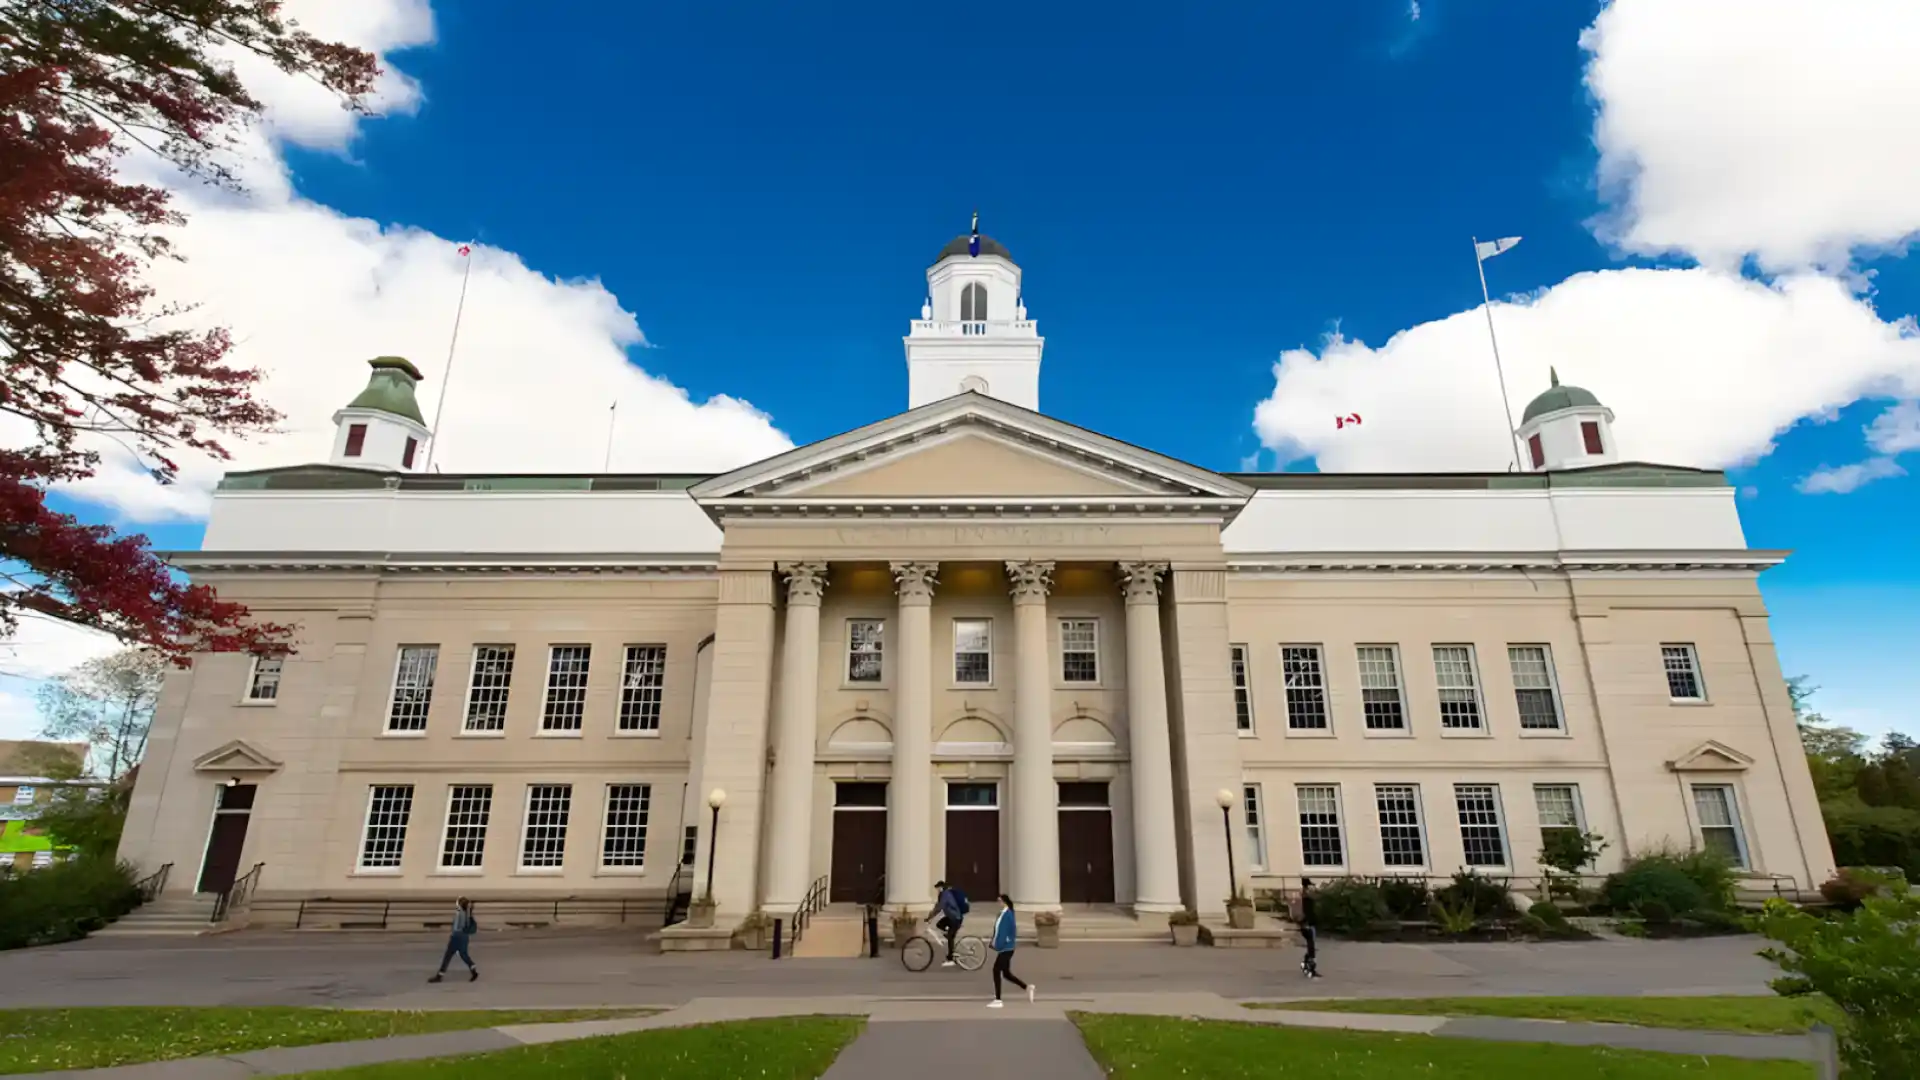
[1528,432,1544,469]
[1375,784,1426,867]
[681,825,698,867]
[438,784,492,869]
[358,784,414,870]
[847,619,884,683]
[1281,646,1329,731]
[1356,645,1406,731]
[1060,619,1099,683]
[344,423,367,457]
[387,646,439,732]
[947,782,998,808]
[1662,644,1706,701]
[463,645,515,732]
[1581,420,1604,455]
[1243,784,1268,869]
[1454,784,1509,868]
[12,786,35,806]
[953,619,991,684]
[1534,784,1585,853]
[541,645,592,731]
[1432,645,1484,731]
[519,784,573,869]
[961,281,988,321]
[601,784,651,869]
[245,656,282,702]
[1296,785,1346,867]
[1229,644,1254,732]
[1692,784,1748,868]
[618,646,667,733]
[1507,645,1564,731]
[402,436,418,469]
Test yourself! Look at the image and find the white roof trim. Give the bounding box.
[192,739,283,773]
[1667,739,1756,772]
[1228,549,1786,573]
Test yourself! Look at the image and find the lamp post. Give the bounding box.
[1215,788,1239,902]
[703,788,727,904]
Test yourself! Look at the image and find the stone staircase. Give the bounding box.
[92,894,220,938]
[791,911,870,957]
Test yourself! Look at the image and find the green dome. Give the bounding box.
[1521,367,1602,423]
[344,356,426,425]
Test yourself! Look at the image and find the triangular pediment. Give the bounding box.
[192,740,282,774]
[1666,740,1754,772]
[691,392,1251,503]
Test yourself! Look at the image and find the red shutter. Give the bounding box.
[1581,421,1604,455]
[1528,433,1545,469]
[402,437,418,469]
[344,423,367,457]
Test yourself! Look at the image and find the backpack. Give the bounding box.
[954,889,971,916]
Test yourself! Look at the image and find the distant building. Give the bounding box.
[119,231,1832,926]
[0,740,95,872]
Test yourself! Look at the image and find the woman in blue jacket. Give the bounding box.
[988,893,1033,1007]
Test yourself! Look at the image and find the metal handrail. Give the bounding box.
[790,874,830,948]
[133,863,172,904]
[663,862,689,927]
[211,862,264,924]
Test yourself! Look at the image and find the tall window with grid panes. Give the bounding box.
[387,647,438,732]
[1432,645,1484,731]
[1281,646,1329,731]
[541,647,591,732]
[1356,645,1405,731]
[464,646,514,732]
[1375,784,1426,867]
[1296,785,1345,867]
[618,646,666,732]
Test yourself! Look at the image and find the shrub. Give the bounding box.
[1375,877,1431,919]
[1313,880,1389,934]
[1527,899,1570,928]
[1515,913,1550,938]
[1034,911,1060,927]
[1602,857,1707,918]
[1822,867,1904,911]
[1167,909,1198,927]
[1638,898,1675,925]
[1663,849,1740,912]
[0,858,140,951]
[1436,870,1513,919]
[1757,885,1920,1078]
[1823,802,1920,884]
[1680,908,1745,933]
[1431,896,1478,934]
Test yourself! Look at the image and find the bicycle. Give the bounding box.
[901,917,986,972]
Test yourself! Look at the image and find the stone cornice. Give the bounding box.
[165,552,720,575]
[1227,549,1788,574]
[698,496,1246,521]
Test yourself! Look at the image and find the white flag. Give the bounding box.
[1475,236,1522,261]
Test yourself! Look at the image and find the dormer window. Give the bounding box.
[1528,433,1544,469]
[961,282,988,322]
[344,423,367,457]
[402,436,419,469]
[1581,420,1604,455]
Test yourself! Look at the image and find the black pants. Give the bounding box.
[991,950,1028,999]
[438,932,474,972]
[1301,926,1319,975]
[937,915,959,960]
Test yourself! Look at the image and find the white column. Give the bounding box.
[1120,561,1181,913]
[1007,560,1060,911]
[764,561,827,914]
[886,562,939,907]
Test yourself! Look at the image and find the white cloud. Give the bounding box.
[1584,0,1920,272]
[1797,456,1906,495]
[39,0,793,523]
[0,612,124,741]
[1255,269,1920,471]
[1867,400,1920,455]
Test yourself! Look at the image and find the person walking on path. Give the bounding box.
[429,897,479,983]
[987,893,1033,1008]
[1297,878,1321,979]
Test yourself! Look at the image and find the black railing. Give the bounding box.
[133,862,172,904]
[289,894,658,931]
[663,862,691,927]
[211,862,264,924]
[788,874,830,951]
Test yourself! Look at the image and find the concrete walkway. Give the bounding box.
[23,992,1823,1079]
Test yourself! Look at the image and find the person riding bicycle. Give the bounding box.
[929,879,970,967]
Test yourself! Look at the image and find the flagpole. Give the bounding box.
[603,402,617,472]
[423,243,475,473]
[1472,236,1525,472]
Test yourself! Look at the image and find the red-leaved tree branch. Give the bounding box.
[0,1,378,662]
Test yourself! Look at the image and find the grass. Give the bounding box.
[1072,1014,1814,1079]
[285,1017,865,1078]
[0,1006,648,1075]
[1254,995,1840,1035]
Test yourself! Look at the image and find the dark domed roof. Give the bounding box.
[936,234,1012,262]
[1522,367,1603,423]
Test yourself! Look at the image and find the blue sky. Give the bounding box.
[6,0,1917,742]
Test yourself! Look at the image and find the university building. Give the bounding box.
[119,233,1834,929]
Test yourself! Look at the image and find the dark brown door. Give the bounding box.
[831,811,888,902]
[1058,810,1117,903]
[196,783,256,894]
[944,810,1000,903]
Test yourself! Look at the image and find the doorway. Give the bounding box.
[944,782,1000,902]
[197,782,256,894]
[830,782,888,903]
[1058,781,1116,903]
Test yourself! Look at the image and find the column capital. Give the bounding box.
[1005,560,1055,604]
[776,561,829,606]
[890,561,939,604]
[1117,561,1168,605]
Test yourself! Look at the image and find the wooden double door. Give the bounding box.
[197,782,256,895]
[944,782,1000,903]
[1058,781,1116,904]
[830,782,888,903]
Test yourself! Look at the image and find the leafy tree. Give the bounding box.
[1757,886,1920,1078]
[35,646,165,779]
[0,1,376,661]
[1,742,127,860]
[1789,676,1868,801]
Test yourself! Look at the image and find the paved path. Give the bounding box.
[22,991,1821,1079]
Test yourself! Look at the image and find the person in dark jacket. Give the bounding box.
[429,897,479,983]
[987,894,1032,1007]
[929,880,967,966]
[1298,878,1320,979]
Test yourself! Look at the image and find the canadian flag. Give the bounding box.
[457,243,472,256]
[1335,413,1362,429]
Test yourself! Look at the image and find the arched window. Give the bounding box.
[959,375,989,395]
[960,282,988,322]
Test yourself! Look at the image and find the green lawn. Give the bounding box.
[0,1007,647,1074]
[1072,1014,1814,1079]
[1255,995,1840,1035]
[286,1017,865,1078]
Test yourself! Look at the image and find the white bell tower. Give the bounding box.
[329,356,433,472]
[903,225,1045,412]
[1515,368,1617,472]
